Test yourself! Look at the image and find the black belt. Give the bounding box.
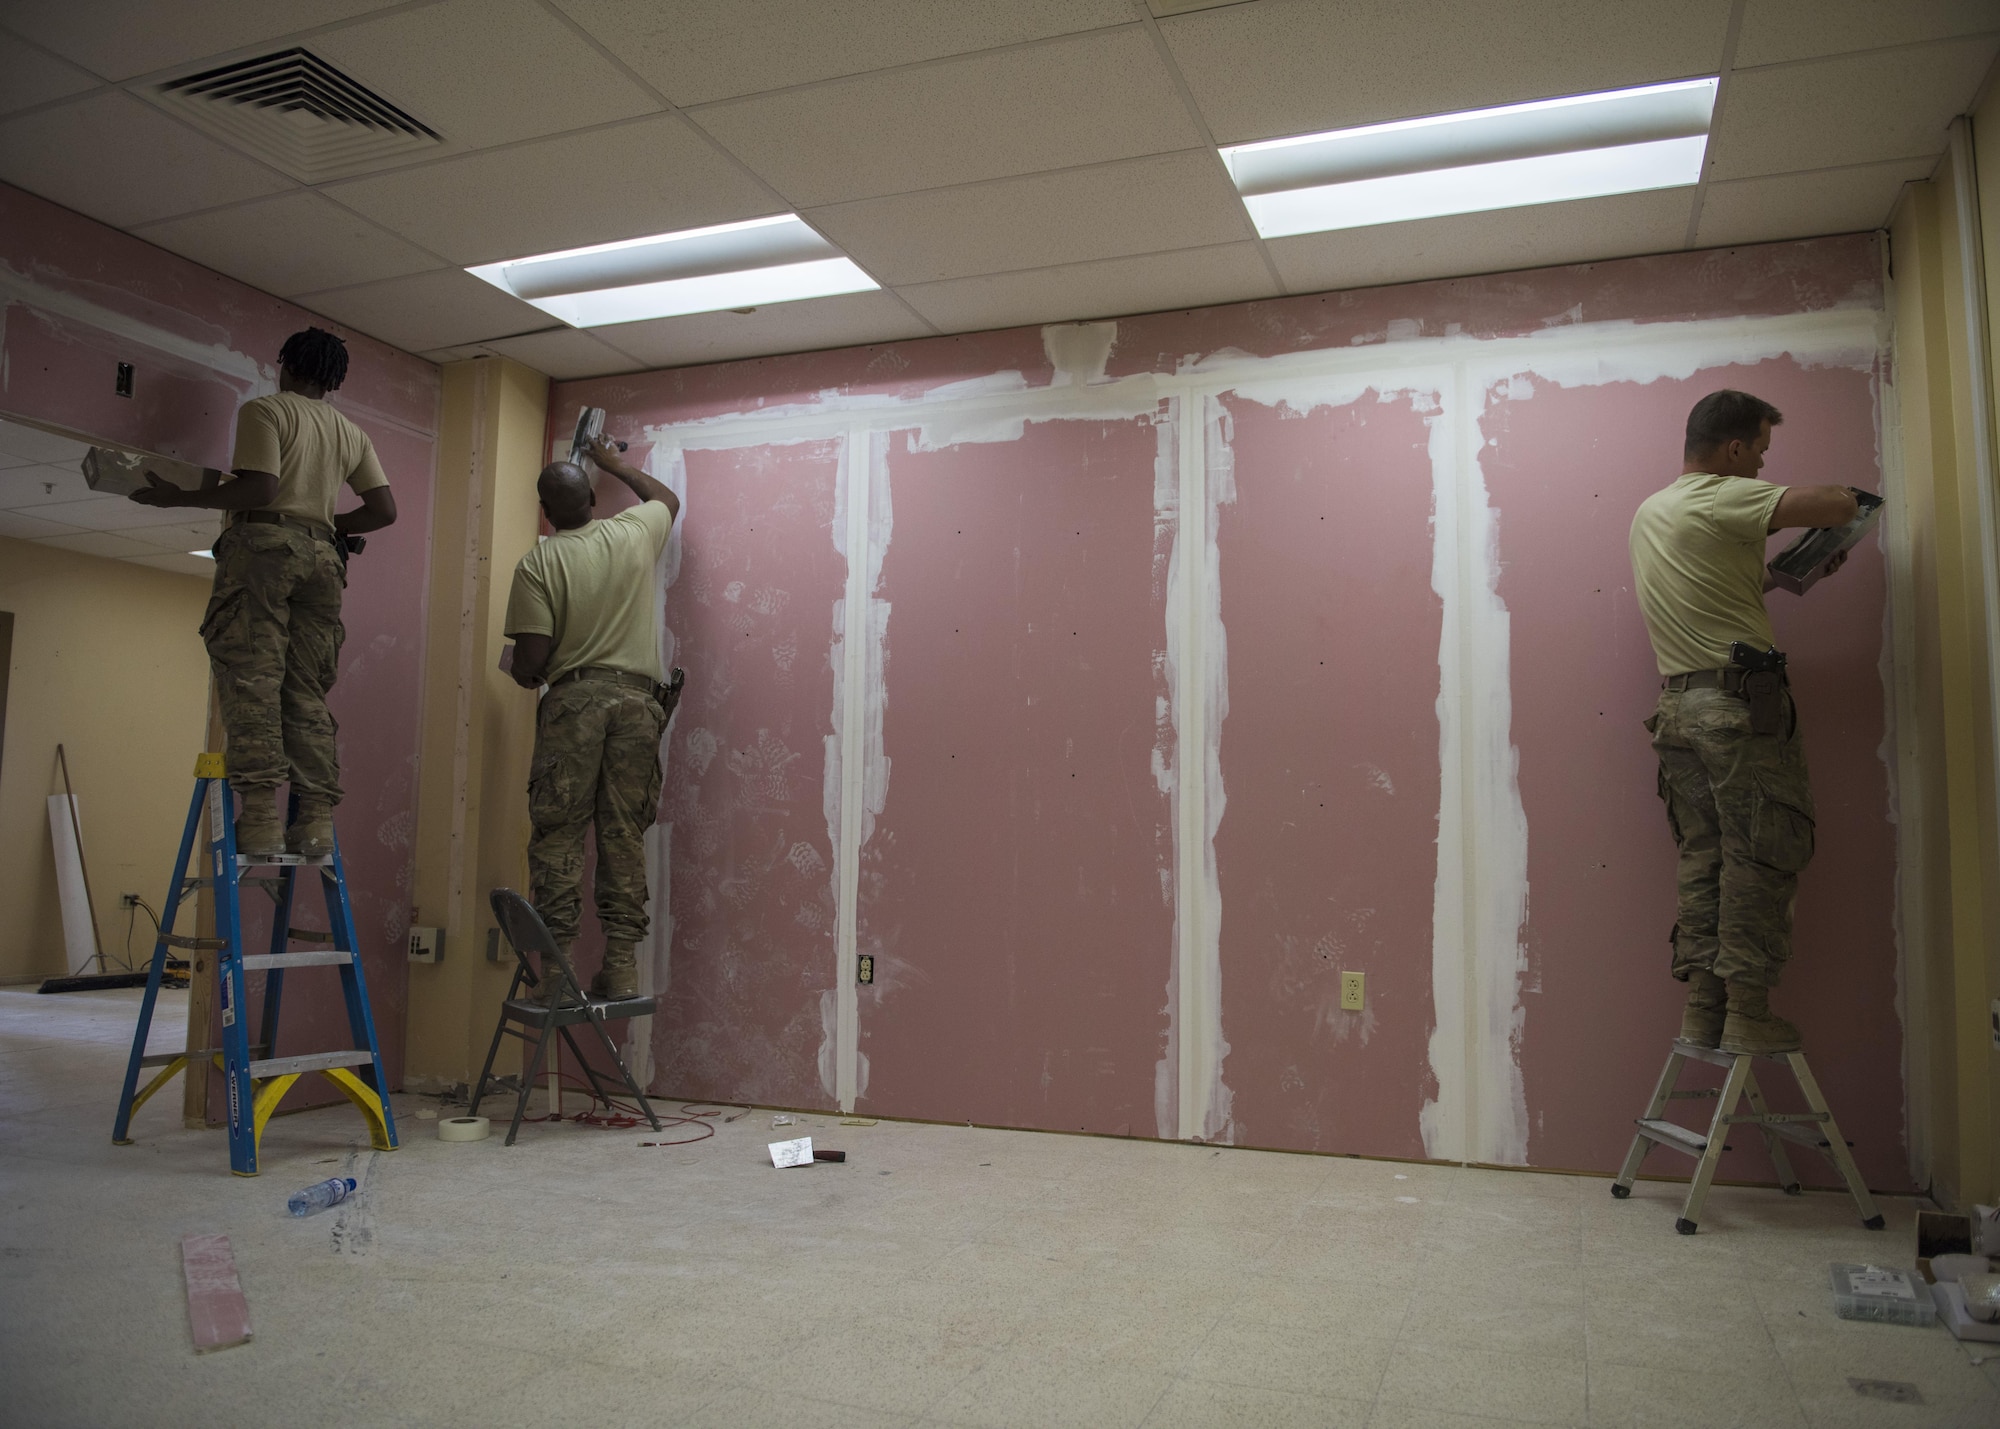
[232,510,335,542]
[552,666,660,693]
[1662,667,1789,693]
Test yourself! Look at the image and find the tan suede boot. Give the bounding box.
[286,797,335,859]
[533,944,579,1008]
[1720,980,1801,1055]
[234,786,285,858]
[591,940,639,1000]
[1678,968,1727,1048]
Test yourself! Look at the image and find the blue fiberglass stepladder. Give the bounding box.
[112,753,398,1175]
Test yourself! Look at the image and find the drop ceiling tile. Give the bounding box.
[325,115,776,267]
[694,28,1204,208]
[1710,37,1999,180]
[121,517,225,551]
[808,149,1253,287]
[1160,0,1733,145]
[0,421,92,466]
[898,241,1279,333]
[0,31,99,114]
[29,494,206,532]
[0,91,291,227]
[553,0,1134,107]
[1,1,401,82]
[308,0,661,158]
[0,508,82,540]
[295,268,549,353]
[33,530,157,559]
[128,551,220,578]
[132,191,443,298]
[1695,157,1938,246]
[1735,0,2000,67]
[479,329,641,380]
[0,462,93,509]
[595,290,932,370]
[1266,187,1694,295]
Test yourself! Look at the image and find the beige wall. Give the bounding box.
[403,356,549,1088]
[1886,84,2000,1208]
[0,537,211,982]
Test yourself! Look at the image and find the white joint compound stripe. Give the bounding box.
[823,427,891,1112]
[1153,408,1181,1140]
[631,445,690,1093]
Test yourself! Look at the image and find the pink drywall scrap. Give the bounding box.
[180,1233,251,1352]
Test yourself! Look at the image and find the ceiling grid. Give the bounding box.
[0,0,1988,382]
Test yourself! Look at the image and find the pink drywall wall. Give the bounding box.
[649,441,845,1109]
[1482,357,1905,1190]
[1213,393,1441,1159]
[0,182,438,1107]
[555,233,1903,1187]
[857,418,1175,1133]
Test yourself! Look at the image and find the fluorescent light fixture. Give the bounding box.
[467,215,878,327]
[1221,78,1716,239]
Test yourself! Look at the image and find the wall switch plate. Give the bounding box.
[1340,971,1364,1012]
[407,925,442,963]
[857,954,874,985]
[486,927,502,964]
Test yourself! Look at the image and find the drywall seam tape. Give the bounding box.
[438,1116,489,1142]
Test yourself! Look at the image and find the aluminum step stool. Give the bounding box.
[1611,1037,1882,1235]
[111,753,399,1175]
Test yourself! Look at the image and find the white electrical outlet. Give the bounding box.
[408,925,442,963]
[1341,971,1365,1012]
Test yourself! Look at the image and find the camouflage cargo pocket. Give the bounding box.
[1656,765,1683,845]
[1750,776,1815,873]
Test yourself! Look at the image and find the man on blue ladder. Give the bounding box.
[130,328,398,859]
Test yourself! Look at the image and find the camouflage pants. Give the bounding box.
[1648,684,1817,988]
[526,678,667,945]
[200,522,345,802]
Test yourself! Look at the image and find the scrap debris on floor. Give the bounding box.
[5,986,1999,1428]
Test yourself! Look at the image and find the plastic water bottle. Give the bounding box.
[287,1176,357,1217]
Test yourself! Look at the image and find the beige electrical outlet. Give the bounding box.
[1340,971,1365,1012]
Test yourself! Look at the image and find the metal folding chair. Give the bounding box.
[468,888,662,1146]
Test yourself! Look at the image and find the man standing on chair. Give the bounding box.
[130,327,397,858]
[1630,389,1860,1056]
[505,433,679,1003]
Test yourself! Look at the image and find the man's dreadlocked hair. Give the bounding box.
[278,327,349,391]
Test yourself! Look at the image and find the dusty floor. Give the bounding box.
[1,986,1996,1428]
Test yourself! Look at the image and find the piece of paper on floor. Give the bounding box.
[181,1233,252,1352]
[769,1136,814,1168]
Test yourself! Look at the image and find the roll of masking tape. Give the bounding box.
[438,1115,490,1142]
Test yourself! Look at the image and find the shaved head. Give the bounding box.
[538,461,594,529]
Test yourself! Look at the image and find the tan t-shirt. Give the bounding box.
[1630,472,1787,675]
[504,501,676,685]
[230,391,389,529]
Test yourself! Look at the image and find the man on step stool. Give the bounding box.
[1630,389,1863,1056]
[504,432,680,1004]
[130,327,398,858]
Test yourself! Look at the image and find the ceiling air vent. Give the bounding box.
[153,48,441,183]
